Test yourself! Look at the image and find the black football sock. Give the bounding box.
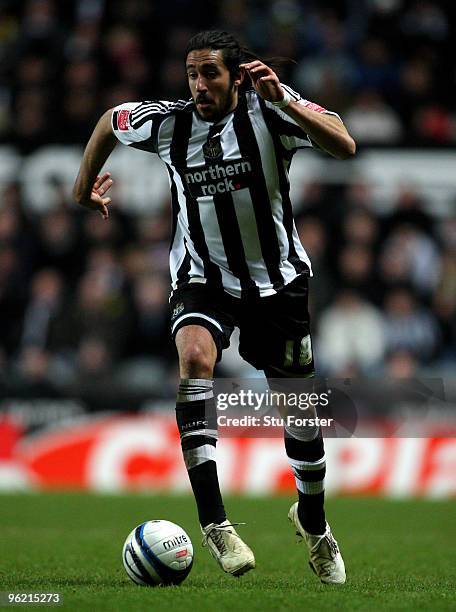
[176,378,226,528]
[285,427,326,535]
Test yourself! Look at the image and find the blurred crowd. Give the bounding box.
[0,178,454,398]
[0,0,455,151]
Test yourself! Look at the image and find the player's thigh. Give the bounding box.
[169,283,235,372]
[239,274,315,376]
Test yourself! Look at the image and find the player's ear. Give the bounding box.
[233,67,245,88]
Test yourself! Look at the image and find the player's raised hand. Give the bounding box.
[240,60,285,103]
[85,172,113,220]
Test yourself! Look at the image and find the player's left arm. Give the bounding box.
[240,60,356,160]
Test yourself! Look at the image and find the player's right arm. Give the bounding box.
[73,109,117,220]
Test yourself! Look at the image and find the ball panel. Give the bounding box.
[122,543,152,586]
[130,533,162,585]
[129,541,162,586]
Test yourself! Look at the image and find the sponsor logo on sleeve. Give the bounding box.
[303,101,325,113]
[118,109,131,131]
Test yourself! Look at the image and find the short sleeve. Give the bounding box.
[111,101,175,154]
[264,84,342,151]
[112,102,152,148]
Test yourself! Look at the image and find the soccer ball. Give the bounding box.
[122,520,194,586]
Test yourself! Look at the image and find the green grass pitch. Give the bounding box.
[1,493,455,611]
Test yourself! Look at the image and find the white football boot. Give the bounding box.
[201,520,255,576]
[288,502,346,584]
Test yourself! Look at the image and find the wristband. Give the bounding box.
[271,89,292,109]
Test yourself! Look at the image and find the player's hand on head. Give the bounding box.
[240,60,285,103]
[87,172,113,220]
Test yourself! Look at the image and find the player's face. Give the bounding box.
[186,49,241,122]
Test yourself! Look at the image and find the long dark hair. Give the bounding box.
[185,30,293,91]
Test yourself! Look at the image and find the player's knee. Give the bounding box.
[176,326,217,378]
[179,343,215,378]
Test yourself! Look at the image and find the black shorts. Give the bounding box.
[169,275,314,376]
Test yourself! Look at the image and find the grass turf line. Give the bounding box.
[0,494,455,611]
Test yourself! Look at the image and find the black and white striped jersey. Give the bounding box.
[111,86,339,298]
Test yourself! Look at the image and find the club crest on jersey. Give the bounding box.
[172,302,184,320]
[203,137,223,161]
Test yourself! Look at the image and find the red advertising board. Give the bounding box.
[1,414,455,497]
